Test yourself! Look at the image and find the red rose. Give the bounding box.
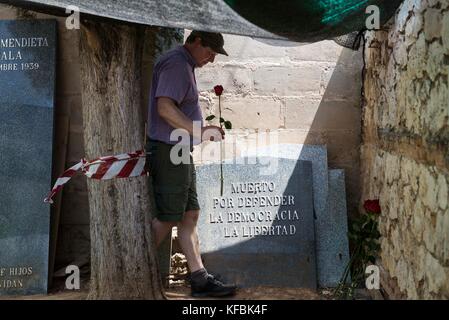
[363,199,381,214]
[214,85,224,96]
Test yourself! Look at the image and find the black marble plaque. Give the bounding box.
[0,19,57,296]
[196,157,317,289]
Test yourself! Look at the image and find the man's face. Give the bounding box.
[193,38,217,67]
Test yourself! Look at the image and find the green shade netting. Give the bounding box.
[224,0,402,41]
[2,0,402,43]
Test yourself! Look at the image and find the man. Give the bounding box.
[146,30,237,297]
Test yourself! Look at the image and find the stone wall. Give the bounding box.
[192,32,363,216]
[361,0,449,299]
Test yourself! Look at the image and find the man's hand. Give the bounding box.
[201,125,225,142]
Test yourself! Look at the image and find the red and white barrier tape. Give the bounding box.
[44,150,147,204]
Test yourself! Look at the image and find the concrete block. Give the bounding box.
[254,65,322,96]
[321,65,362,101]
[219,33,288,61]
[218,97,284,129]
[197,65,252,94]
[286,40,343,62]
[285,99,361,131]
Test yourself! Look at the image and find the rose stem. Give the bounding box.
[219,95,223,196]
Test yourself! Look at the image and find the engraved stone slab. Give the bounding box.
[196,157,316,288]
[242,143,331,287]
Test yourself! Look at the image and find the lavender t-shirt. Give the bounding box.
[147,45,203,146]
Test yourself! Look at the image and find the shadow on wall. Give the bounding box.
[304,47,363,218]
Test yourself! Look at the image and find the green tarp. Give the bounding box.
[1,0,402,42]
[225,0,403,41]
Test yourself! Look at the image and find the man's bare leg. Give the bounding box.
[152,217,177,248]
[177,210,204,273]
[176,210,237,297]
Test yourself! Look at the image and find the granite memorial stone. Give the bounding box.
[0,19,57,296]
[196,157,316,288]
[319,169,351,287]
[243,143,333,286]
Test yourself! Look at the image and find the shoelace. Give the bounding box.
[187,272,224,285]
[207,274,224,286]
[210,273,223,281]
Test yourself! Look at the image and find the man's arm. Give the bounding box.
[157,97,196,135]
[157,97,225,142]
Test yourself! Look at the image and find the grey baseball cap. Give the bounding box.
[190,30,228,56]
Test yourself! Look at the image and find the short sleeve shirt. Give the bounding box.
[147,45,203,146]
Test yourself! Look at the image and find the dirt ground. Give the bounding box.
[166,284,323,300]
[0,285,323,300]
[1,278,367,300]
[1,253,375,300]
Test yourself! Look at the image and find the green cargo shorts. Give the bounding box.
[146,138,200,222]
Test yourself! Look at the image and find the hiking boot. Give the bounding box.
[191,274,237,298]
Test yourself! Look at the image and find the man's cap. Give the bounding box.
[190,30,228,56]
